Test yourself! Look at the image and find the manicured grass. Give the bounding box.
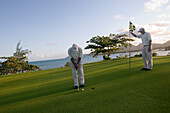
[0,56,170,113]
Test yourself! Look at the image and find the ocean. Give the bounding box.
[29,50,170,70]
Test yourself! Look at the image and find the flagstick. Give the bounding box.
[129,29,131,71]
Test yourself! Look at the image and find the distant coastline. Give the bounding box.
[29,40,170,63]
[29,50,170,70]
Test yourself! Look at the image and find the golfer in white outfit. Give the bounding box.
[68,44,85,89]
[131,28,153,70]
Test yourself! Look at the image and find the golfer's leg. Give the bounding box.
[71,63,78,86]
[146,47,153,69]
[78,63,85,85]
[145,52,149,67]
[142,47,147,68]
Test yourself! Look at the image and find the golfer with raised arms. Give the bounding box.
[68,44,85,89]
[131,28,153,70]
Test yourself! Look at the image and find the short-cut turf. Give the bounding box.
[0,56,170,113]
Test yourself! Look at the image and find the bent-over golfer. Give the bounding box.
[131,28,153,70]
[68,44,85,89]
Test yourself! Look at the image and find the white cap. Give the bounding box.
[138,28,145,32]
[72,44,78,52]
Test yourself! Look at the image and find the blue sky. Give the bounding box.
[0,0,170,61]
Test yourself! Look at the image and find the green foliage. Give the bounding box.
[134,52,157,57]
[13,41,32,61]
[85,34,134,60]
[116,54,128,59]
[134,53,142,57]
[0,41,40,75]
[103,55,111,60]
[152,52,157,57]
[65,61,71,67]
[167,52,170,56]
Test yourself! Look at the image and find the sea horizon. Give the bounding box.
[29,50,170,70]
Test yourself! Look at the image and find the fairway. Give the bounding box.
[0,56,170,113]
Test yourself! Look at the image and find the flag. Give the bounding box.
[129,21,136,33]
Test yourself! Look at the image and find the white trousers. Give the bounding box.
[70,62,85,86]
[142,46,153,69]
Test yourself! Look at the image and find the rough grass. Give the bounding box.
[0,56,170,113]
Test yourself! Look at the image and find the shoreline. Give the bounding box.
[29,48,168,63]
[29,50,170,70]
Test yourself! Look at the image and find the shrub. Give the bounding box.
[134,52,157,57]
[152,52,157,57]
[116,54,128,59]
[65,62,71,67]
[134,53,142,57]
[103,55,111,60]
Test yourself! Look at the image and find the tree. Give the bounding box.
[85,34,134,60]
[13,41,32,61]
[65,61,70,67]
[0,41,41,75]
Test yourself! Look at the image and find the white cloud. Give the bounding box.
[150,22,169,27]
[156,14,170,19]
[140,23,170,37]
[144,0,169,12]
[117,21,170,45]
[116,0,170,45]
[152,37,170,44]
[114,14,125,20]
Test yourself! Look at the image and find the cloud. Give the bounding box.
[114,14,125,20]
[47,43,56,46]
[152,37,170,44]
[156,14,170,20]
[140,23,170,37]
[150,31,170,36]
[144,0,169,12]
[150,22,169,27]
[117,21,170,45]
[118,22,170,37]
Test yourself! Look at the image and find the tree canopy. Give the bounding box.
[85,34,134,60]
[0,41,41,75]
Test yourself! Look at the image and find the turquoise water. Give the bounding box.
[29,50,170,70]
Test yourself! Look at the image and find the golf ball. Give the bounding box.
[82,89,84,91]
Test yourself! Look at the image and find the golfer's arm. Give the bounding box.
[149,40,152,48]
[71,58,76,65]
[77,57,81,64]
[131,32,137,37]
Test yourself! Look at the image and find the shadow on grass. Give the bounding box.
[0,80,74,106]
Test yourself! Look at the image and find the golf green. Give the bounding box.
[0,56,170,113]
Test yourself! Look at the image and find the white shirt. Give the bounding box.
[137,32,151,46]
[68,47,83,60]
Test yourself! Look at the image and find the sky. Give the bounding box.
[0,0,170,61]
